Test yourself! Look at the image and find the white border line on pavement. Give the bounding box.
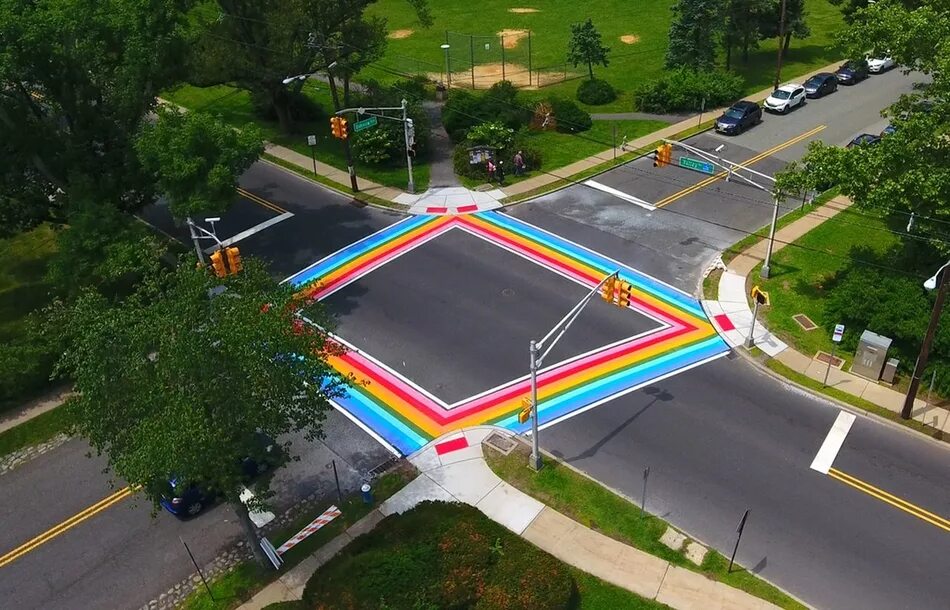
[583,180,656,211]
[810,410,856,474]
[205,211,295,253]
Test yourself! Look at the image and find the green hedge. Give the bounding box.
[302,502,574,610]
[634,68,744,113]
[577,78,617,105]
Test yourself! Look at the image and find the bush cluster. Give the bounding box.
[549,97,592,133]
[348,81,430,166]
[302,501,574,610]
[0,339,57,412]
[443,81,531,140]
[576,78,617,105]
[634,68,744,113]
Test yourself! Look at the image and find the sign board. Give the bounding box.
[679,156,715,174]
[832,323,845,343]
[353,116,378,132]
[307,135,317,146]
[750,285,770,306]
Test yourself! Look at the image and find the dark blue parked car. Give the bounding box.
[715,101,762,135]
[835,60,869,85]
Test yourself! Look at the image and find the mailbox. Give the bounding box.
[851,330,892,381]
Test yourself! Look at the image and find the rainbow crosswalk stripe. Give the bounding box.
[286,212,728,456]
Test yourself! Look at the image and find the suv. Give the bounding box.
[803,73,837,98]
[715,101,762,134]
[836,60,869,84]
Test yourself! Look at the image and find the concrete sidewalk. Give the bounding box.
[240,427,778,610]
[703,196,950,435]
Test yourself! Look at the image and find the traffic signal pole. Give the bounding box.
[527,271,620,470]
[325,70,359,193]
[402,99,415,194]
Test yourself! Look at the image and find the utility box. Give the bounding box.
[881,358,899,384]
[851,330,892,381]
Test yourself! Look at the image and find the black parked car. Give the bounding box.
[846,133,881,148]
[715,101,762,135]
[804,73,838,98]
[835,60,869,85]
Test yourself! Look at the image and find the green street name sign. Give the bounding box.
[353,116,378,132]
[679,156,715,174]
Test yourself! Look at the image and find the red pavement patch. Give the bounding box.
[434,436,469,455]
[426,207,448,214]
[714,314,735,331]
[457,205,478,213]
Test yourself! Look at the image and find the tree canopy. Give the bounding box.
[566,19,611,79]
[666,0,725,71]
[51,258,345,559]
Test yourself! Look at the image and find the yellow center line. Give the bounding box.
[0,486,134,568]
[655,124,827,208]
[828,468,950,532]
[237,187,288,215]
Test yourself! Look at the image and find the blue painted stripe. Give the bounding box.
[337,385,427,455]
[477,212,704,318]
[288,215,436,288]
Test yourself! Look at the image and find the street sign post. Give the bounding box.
[824,323,845,386]
[306,134,317,175]
[679,156,715,174]
[353,116,378,132]
[745,286,771,348]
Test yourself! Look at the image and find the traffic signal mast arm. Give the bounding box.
[536,271,621,366]
[657,139,776,195]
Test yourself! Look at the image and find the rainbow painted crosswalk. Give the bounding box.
[287,212,728,456]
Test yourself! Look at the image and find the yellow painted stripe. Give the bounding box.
[0,486,134,568]
[828,468,950,532]
[237,187,287,214]
[655,124,827,208]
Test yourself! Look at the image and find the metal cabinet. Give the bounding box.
[851,330,892,381]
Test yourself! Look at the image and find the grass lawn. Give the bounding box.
[0,225,56,346]
[162,84,430,191]
[367,0,844,111]
[178,466,415,610]
[749,207,900,367]
[0,406,72,458]
[486,444,806,610]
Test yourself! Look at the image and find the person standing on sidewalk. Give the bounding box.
[486,158,496,182]
[495,160,506,185]
[513,150,525,176]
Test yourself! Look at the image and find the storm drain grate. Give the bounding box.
[366,456,399,479]
[483,432,517,455]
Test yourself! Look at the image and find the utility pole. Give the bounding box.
[773,0,788,90]
[901,264,949,419]
[325,66,359,193]
[761,196,781,279]
[402,99,415,194]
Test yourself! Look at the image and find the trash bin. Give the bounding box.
[851,330,892,380]
[360,483,374,505]
[881,357,899,384]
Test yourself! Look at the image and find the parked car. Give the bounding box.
[846,133,881,148]
[764,84,806,114]
[160,433,282,518]
[836,60,869,84]
[867,56,895,73]
[803,73,838,98]
[715,101,762,134]
[880,123,898,136]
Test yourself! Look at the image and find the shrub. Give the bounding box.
[634,68,744,113]
[442,82,531,141]
[443,90,483,139]
[549,97,592,133]
[467,122,515,151]
[0,339,56,412]
[576,78,617,105]
[353,124,399,164]
[249,90,325,123]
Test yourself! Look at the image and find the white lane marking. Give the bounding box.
[810,410,856,474]
[583,180,656,210]
[240,486,276,527]
[205,211,295,252]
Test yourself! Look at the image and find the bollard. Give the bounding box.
[361,483,374,505]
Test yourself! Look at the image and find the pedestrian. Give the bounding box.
[513,150,525,176]
[495,160,506,185]
[486,159,496,182]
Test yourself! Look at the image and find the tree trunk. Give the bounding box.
[231,499,269,567]
[343,74,352,107]
[587,61,593,79]
[782,32,792,58]
[271,88,294,134]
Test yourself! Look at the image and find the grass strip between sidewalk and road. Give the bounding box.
[485,443,807,610]
[0,406,72,459]
[178,465,415,610]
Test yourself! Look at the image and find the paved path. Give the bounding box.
[422,100,460,187]
[240,427,778,610]
[0,386,71,435]
[703,195,950,434]
[590,111,691,123]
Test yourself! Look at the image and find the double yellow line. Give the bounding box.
[0,486,134,568]
[237,187,288,214]
[655,124,827,208]
[828,468,950,532]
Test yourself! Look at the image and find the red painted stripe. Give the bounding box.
[435,436,469,454]
[426,207,448,213]
[714,314,735,331]
[456,205,478,213]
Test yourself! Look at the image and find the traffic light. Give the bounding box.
[616,280,633,308]
[518,396,532,424]
[600,275,617,302]
[330,116,348,139]
[653,143,672,167]
[210,249,227,278]
[225,246,242,274]
[338,117,349,140]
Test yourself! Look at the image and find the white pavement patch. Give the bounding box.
[707,270,788,357]
[397,186,506,215]
[240,486,276,527]
[810,410,856,474]
[205,211,294,252]
[718,270,748,304]
[475,481,544,535]
[379,474,455,516]
[583,180,656,210]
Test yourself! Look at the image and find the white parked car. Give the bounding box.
[764,84,806,114]
[867,56,895,73]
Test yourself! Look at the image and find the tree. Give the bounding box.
[666,0,725,71]
[722,0,770,69]
[0,0,195,234]
[567,19,611,79]
[135,108,265,220]
[758,0,810,59]
[775,0,950,252]
[50,258,346,564]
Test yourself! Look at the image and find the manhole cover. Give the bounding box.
[501,288,515,297]
[483,432,517,455]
